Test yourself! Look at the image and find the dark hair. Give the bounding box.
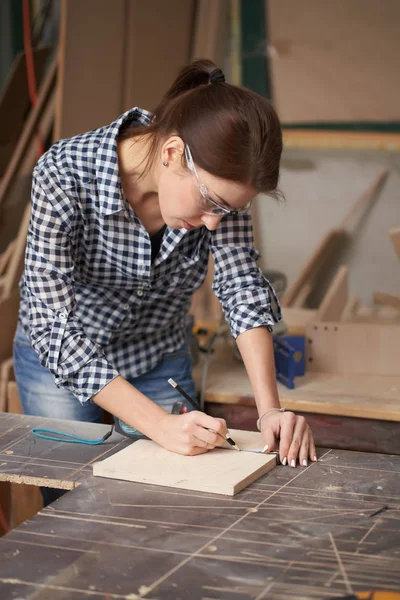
[118,59,283,198]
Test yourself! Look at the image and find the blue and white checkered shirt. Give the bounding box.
[19,108,281,403]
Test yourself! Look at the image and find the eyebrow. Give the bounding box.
[213,192,232,209]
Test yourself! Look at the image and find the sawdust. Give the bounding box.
[324,485,343,492]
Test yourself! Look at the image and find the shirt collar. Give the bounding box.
[95,107,152,216]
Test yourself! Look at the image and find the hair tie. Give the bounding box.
[209,68,225,84]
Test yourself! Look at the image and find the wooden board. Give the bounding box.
[340,294,361,322]
[390,227,400,263]
[281,307,317,335]
[192,338,400,422]
[315,265,348,321]
[268,0,400,122]
[55,0,194,140]
[306,322,400,376]
[0,47,51,176]
[281,170,388,308]
[0,57,57,212]
[93,430,276,496]
[373,291,400,311]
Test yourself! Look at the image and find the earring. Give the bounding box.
[162,161,168,167]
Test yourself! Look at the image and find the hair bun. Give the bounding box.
[209,68,225,84]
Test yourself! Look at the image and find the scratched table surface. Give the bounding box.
[0,412,399,600]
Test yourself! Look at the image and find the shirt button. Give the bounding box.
[137,289,144,297]
[124,304,129,310]
[59,311,67,321]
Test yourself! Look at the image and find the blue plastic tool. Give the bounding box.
[273,335,305,389]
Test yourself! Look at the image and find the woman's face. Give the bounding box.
[157,137,256,231]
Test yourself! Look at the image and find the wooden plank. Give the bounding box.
[0,47,51,177]
[281,229,346,307]
[1,202,31,298]
[340,294,361,322]
[7,381,20,414]
[306,322,400,376]
[373,292,400,311]
[268,1,400,122]
[0,358,14,413]
[315,265,348,322]
[282,306,317,335]
[0,414,127,490]
[192,337,400,422]
[0,86,55,255]
[191,0,229,63]
[0,289,20,365]
[55,0,126,140]
[0,241,16,276]
[390,227,400,263]
[282,170,388,308]
[94,430,276,496]
[283,128,400,151]
[56,0,194,140]
[0,57,57,212]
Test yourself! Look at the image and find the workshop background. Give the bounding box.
[0,0,399,551]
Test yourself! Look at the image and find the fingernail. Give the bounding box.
[291,459,295,468]
[282,457,287,466]
[313,455,318,462]
[262,444,269,452]
[302,459,308,467]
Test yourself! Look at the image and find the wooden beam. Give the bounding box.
[340,294,361,322]
[315,265,348,322]
[283,129,400,152]
[390,227,400,263]
[191,0,229,63]
[282,170,388,308]
[373,292,400,311]
[0,57,57,211]
[1,202,31,299]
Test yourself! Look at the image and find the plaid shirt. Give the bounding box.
[19,108,281,404]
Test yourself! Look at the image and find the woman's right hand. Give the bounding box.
[155,411,228,455]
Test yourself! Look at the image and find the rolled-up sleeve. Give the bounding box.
[25,164,119,403]
[210,213,281,338]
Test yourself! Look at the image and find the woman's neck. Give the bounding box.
[117,134,160,205]
[117,135,164,234]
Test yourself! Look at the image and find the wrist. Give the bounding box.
[256,407,285,431]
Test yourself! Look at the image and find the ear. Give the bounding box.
[161,136,185,167]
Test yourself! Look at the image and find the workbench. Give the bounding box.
[0,412,399,599]
[193,339,400,455]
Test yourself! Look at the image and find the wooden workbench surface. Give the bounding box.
[193,338,400,422]
[0,412,400,599]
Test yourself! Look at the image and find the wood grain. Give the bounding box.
[93,430,276,496]
[306,322,400,376]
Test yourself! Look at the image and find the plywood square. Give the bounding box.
[93,429,276,496]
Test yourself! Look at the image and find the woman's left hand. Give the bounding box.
[260,411,317,467]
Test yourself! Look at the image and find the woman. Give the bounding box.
[14,59,316,473]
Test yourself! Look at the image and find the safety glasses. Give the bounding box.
[184,144,252,217]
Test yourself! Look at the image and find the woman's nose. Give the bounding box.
[200,213,223,231]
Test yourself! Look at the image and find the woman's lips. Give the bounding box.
[182,220,195,230]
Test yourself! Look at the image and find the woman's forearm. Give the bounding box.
[92,375,168,440]
[235,326,281,413]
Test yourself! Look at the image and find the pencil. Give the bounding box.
[168,378,240,451]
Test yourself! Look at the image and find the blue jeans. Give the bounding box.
[13,323,197,503]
